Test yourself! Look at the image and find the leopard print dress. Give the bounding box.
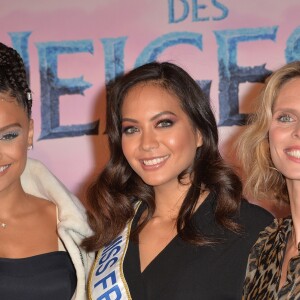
[243,218,300,300]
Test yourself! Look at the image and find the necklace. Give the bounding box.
[0,222,7,229]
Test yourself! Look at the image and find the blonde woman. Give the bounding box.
[238,61,300,299]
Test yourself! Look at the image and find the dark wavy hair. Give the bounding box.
[0,42,32,118]
[83,62,242,251]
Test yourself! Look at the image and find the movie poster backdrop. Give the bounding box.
[1,0,299,215]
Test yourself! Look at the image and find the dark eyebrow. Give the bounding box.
[0,123,22,133]
[122,111,176,123]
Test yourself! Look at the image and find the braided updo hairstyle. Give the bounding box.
[0,42,32,118]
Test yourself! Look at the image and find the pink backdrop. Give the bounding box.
[1,0,299,215]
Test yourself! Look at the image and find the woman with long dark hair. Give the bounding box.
[84,61,273,299]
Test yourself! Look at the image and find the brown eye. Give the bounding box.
[0,131,19,141]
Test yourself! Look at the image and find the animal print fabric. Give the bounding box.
[243,218,300,300]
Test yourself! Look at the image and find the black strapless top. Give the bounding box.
[0,251,77,300]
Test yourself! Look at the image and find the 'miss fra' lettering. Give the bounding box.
[94,236,123,298]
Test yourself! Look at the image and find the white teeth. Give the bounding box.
[143,156,168,166]
[0,165,9,173]
[287,150,300,159]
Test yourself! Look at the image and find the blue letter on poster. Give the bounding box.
[286,26,300,62]
[215,26,277,126]
[37,40,99,139]
[101,37,127,83]
[9,31,32,85]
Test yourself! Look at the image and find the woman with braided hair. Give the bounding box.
[0,42,93,300]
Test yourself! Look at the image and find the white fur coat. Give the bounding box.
[21,158,94,300]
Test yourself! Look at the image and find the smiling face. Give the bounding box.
[0,92,33,195]
[121,83,202,191]
[269,77,300,182]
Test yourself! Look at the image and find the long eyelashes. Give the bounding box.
[122,118,175,135]
[0,131,20,141]
[122,126,139,135]
[156,119,174,128]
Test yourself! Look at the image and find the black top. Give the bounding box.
[123,192,274,300]
[0,251,77,300]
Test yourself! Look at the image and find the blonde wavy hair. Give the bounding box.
[237,61,300,204]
